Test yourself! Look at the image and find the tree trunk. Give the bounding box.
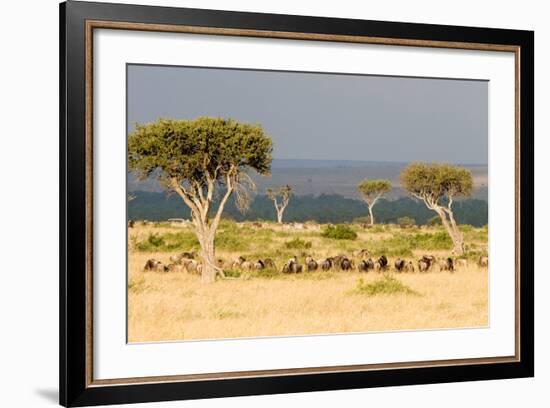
[368,205,375,226]
[197,228,218,283]
[436,209,464,255]
[276,208,284,224]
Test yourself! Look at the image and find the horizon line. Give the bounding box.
[271,157,488,166]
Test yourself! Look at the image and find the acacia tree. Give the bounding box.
[266,185,292,224]
[357,179,392,226]
[128,117,273,283]
[400,163,473,255]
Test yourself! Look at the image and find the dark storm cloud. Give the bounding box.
[127,64,488,165]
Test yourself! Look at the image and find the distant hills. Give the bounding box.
[128,158,489,201]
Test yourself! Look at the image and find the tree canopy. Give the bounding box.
[266,185,292,200]
[128,117,273,187]
[400,163,473,208]
[357,179,392,199]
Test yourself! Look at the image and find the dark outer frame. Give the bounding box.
[60,1,534,406]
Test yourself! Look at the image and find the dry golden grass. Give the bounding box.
[127,222,488,343]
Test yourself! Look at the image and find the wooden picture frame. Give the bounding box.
[60,1,534,406]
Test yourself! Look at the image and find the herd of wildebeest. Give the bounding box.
[143,250,489,276]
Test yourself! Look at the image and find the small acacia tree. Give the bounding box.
[128,117,273,283]
[266,185,292,224]
[400,162,473,255]
[357,179,392,226]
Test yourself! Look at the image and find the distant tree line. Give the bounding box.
[128,191,488,227]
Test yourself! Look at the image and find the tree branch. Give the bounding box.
[210,165,236,232]
[170,177,200,216]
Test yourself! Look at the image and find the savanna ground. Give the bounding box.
[128,220,488,342]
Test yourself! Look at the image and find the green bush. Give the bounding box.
[365,230,451,256]
[462,226,488,242]
[215,230,247,251]
[369,245,413,258]
[223,269,242,278]
[134,232,199,252]
[410,231,453,250]
[321,224,358,240]
[398,216,416,228]
[427,216,442,226]
[355,276,418,296]
[461,248,489,260]
[284,238,312,250]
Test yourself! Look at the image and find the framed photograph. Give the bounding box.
[60,1,534,406]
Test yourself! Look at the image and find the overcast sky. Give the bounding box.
[127,64,488,165]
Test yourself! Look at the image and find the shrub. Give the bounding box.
[215,230,247,251]
[134,232,199,251]
[321,224,358,240]
[284,238,312,250]
[218,218,239,231]
[410,231,453,250]
[370,245,413,258]
[461,248,489,261]
[398,216,416,229]
[223,269,242,278]
[462,226,488,242]
[355,276,418,296]
[427,216,442,226]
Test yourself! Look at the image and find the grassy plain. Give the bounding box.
[127,221,488,342]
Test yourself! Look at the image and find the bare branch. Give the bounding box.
[210,165,236,232]
[234,172,256,213]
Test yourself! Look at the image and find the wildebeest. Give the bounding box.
[254,259,265,270]
[263,258,276,269]
[358,258,375,272]
[394,258,406,272]
[332,255,345,269]
[185,260,201,275]
[232,256,246,269]
[405,261,415,272]
[166,263,185,273]
[305,256,318,271]
[332,255,353,271]
[144,259,168,272]
[282,257,303,273]
[340,257,353,271]
[241,261,254,271]
[321,257,334,271]
[377,255,388,270]
[373,261,382,272]
[170,251,197,264]
[353,249,370,258]
[292,262,303,273]
[128,220,135,228]
[418,255,435,272]
[439,257,454,272]
[478,256,489,267]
